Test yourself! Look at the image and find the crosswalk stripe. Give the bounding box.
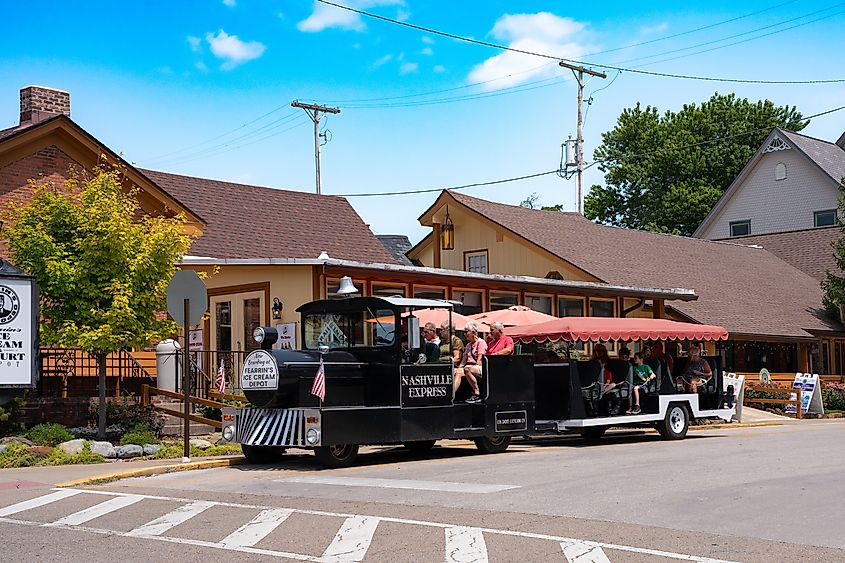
[127,501,216,537]
[561,541,612,562]
[51,495,144,526]
[220,508,294,548]
[445,526,488,563]
[0,489,82,517]
[320,516,380,563]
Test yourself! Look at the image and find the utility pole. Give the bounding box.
[558,61,606,215]
[291,100,340,195]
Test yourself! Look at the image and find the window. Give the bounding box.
[490,292,518,311]
[414,286,446,300]
[815,209,837,227]
[304,309,395,349]
[774,162,787,180]
[729,220,751,237]
[454,289,483,316]
[590,299,615,318]
[371,283,406,298]
[464,250,488,274]
[558,297,584,317]
[525,295,552,314]
[326,278,363,299]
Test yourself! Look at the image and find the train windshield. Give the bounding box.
[303,309,396,349]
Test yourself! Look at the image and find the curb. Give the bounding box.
[56,456,246,487]
[690,421,787,430]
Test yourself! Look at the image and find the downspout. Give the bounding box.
[622,298,645,318]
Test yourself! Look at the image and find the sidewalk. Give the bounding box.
[0,455,244,489]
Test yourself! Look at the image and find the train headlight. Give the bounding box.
[222,425,235,441]
[306,428,320,445]
[252,327,266,343]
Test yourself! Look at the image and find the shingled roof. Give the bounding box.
[141,169,397,264]
[779,129,845,185]
[723,227,840,282]
[445,191,840,339]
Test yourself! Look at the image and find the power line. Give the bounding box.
[314,0,845,84]
[334,170,560,197]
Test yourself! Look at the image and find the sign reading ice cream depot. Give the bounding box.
[0,265,39,388]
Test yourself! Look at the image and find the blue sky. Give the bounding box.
[1,1,844,244]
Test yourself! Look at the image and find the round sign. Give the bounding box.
[241,350,279,391]
[0,285,21,325]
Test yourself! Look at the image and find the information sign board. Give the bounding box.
[241,350,279,390]
[785,373,823,416]
[0,278,36,387]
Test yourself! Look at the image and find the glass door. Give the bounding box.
[210,290,266,393]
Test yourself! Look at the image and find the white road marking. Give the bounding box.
[0,489,81,517]
[126,501,216,537]
[445,526,488,563]
[0,489,739,563]
[50,494,144,526]
[276,475,518,494]
[320,516,380,563]
[220,508,294,547]
[561,541,612,563]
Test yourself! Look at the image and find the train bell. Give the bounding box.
[336,276,360,296]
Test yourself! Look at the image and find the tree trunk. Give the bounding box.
[97,352,107,440]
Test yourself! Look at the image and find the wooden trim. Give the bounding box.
[433,223,442,268]
[463,248,489,274]
[371,281,409,298]
[312,266,322,301]
[207,282,271,325]
[587,296,617,317]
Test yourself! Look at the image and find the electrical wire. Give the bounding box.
[334,170,560,197]
[314,0,845,84]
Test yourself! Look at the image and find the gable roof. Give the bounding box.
[376,235,415,266]
[141,169,397,263]
[442,190,840,339]
[720,226,840,282]
[693,127,845,237]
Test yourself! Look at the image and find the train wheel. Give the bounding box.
[474,435,511,454]
[656,403,689,440]
[403,440,437,452]
[314,444,359,468]
[241,444,287,464]
[581,426,607,442]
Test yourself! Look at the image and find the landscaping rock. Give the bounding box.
[0,444,7,454]
[90,441,116,459]
[190,439,212,450]
[116,444,143,459]
[142,444,161,456]
[0,436,34,447]
[69,425,124,441]
[29,446,53,457]
[59,439,85,455]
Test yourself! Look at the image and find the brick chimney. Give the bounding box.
[19,85,70,125]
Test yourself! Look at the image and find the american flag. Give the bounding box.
[215,359,226,395]
[311,357,325,401]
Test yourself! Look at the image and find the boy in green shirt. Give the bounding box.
[627,352,656,414]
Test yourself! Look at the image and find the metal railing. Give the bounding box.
[40,347,154,398]
[173,349,248,399]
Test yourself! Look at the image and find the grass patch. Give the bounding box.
[119,424,159,446]
[153,440,242,460]
[0,442,105,468]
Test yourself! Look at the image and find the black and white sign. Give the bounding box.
[495,410,528,432]
[785,373,824,416]
[0,279,34,387]
[400,364,453,408]
[241,350,279,390]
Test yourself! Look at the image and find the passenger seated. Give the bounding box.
[627,352,656,414]
[676,345,711,392]
[454,322,486,404]
[486,322,514,355]
[422,322,440,363]
[439,321,464,363]
[617,347,631,362]
[591,343,612,386]
[648,342,674,374]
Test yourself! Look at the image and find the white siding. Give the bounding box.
[700,149,840,239]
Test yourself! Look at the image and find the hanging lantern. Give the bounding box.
[441,206,455,251]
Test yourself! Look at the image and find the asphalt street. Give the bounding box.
[1,421,843,562]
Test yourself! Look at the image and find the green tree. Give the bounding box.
[2,166,194,438]
[823,179,845,318]
[584,93,806,235]
[518,192,566,212]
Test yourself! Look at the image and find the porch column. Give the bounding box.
[653,299,665,319]
[433,223,442,269]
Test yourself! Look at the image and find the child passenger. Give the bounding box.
[627,352,656,415]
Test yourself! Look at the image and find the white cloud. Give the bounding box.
[421,35,434,44]
[205,30,266,70]
[222,0,236,6]
[371,54,393,68]
[399,61,418,74]
[420,46,433,56]
[298,0,404,32]
[395,7,410,22]
[433,64,446,73]
[187,35,202,53]
[195,60,208,73]
[641,22,668,34]
[468,12,591,90]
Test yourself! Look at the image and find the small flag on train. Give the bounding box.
[311,357,326,401]
[216,359,226,395]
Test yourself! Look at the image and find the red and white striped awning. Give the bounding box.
[506,316,729,343]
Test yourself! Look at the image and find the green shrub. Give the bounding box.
[28,423,73,446]
[89,395,164,436]
[119,424,159,446]
[823,382,845,411]
[0,443,39,468]
[44,442,105,466]
[153,440,242,459]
